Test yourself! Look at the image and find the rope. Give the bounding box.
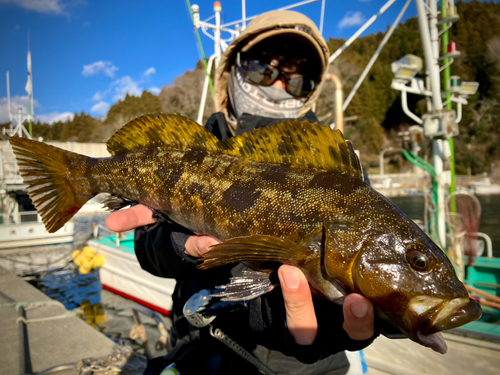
[0,300,77,324]
[0,249,73,266]
[209,325,277,375]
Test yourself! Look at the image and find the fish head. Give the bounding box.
[350,222,482,354]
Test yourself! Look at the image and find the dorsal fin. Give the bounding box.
[218,120,363,179]
[106,113,219,156]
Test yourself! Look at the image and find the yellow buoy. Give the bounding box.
[74,247,104,274]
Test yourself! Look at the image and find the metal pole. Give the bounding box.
[380,147,394,177]
[327,73,344,133]
[223,1,319,28]
[186,0,214,96]
[415,0,442,110]
[416,0,446,248]
[197,55,216,124]
[441,1,457,205]
[214,2,222,68]
[6,72,12,122]
[17,108,23,138]
[344,0,412,111]
[319,0,326,34]
[401,89,424,124]
[242,0,246,28]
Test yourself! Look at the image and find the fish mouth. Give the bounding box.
[404,296,482,354]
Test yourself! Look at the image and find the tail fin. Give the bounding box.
[10,137,95,233]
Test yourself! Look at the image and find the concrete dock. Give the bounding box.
[364,332,500,374]
[0,266,119,375]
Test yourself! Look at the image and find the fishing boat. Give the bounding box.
[468,177,500,195]
[87,231,175,316]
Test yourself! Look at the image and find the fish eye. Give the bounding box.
[407,250,431,272]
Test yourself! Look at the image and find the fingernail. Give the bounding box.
[282,267,300,290]
[350,301,369,318]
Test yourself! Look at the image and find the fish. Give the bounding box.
[9,113,481,354]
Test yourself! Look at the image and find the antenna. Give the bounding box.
[6,71,12,122]
[25,30,33,137]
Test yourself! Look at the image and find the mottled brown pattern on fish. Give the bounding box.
[61,143,359,245]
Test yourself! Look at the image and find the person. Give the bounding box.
[106,10,378,374]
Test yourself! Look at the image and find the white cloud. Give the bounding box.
[91,101,110,116]
[88,67,160,114]
[82,61,118,78]
[142,67,156,78]
[148,87,161,95]
[112,76,142,101]
[0,0,65,15]
[0,96,37,123]
[36,112,74,124]
[92,92,103,102]
[0,96,72,125]
[338,11,366,29]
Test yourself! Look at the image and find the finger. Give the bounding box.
[105,205,155,232]
[185,235,220,258]
[278,265,317,345]
[342,293,375,341]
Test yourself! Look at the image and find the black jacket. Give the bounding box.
[135,112,378,375]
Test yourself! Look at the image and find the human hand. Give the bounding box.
[184,234,220,258]
[105,204,155,232]
[105,204,219,257]
[278,264,374,345]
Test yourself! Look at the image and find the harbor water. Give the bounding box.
[390,194,500,258]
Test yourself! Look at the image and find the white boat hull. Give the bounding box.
[88,238,175,315]
[0,221,75,249]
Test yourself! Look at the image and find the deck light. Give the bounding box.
[391,54,423,81]
[440,41,461,60]
[448,75,461,93]
[460,81,479,96]
[191,4,200,28]
[439,3,460,24]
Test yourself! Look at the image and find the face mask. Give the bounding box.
[227,66,305,119]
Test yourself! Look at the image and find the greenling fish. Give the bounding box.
[10,113,481,354]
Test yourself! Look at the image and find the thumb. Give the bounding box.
[278,265,317,345]
[342,293,375,341]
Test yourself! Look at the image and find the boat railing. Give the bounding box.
[92,223,125,248]
[468,232,493,258]
[0,210,41,225]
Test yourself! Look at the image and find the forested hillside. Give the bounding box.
[17,0,500,175]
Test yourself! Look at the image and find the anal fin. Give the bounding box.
[213,271,278,301]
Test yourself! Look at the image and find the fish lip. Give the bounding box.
[404,296,482,353]
[425,297,482,335]
[406,296,482,335]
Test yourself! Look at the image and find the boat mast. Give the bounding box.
[3,72,31,139]
[415,0,448,248]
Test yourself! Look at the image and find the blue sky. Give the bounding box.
[0,0,420,124]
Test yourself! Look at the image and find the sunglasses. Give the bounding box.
[237,55,317,98]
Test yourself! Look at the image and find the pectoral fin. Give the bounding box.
[199,235,312,270]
